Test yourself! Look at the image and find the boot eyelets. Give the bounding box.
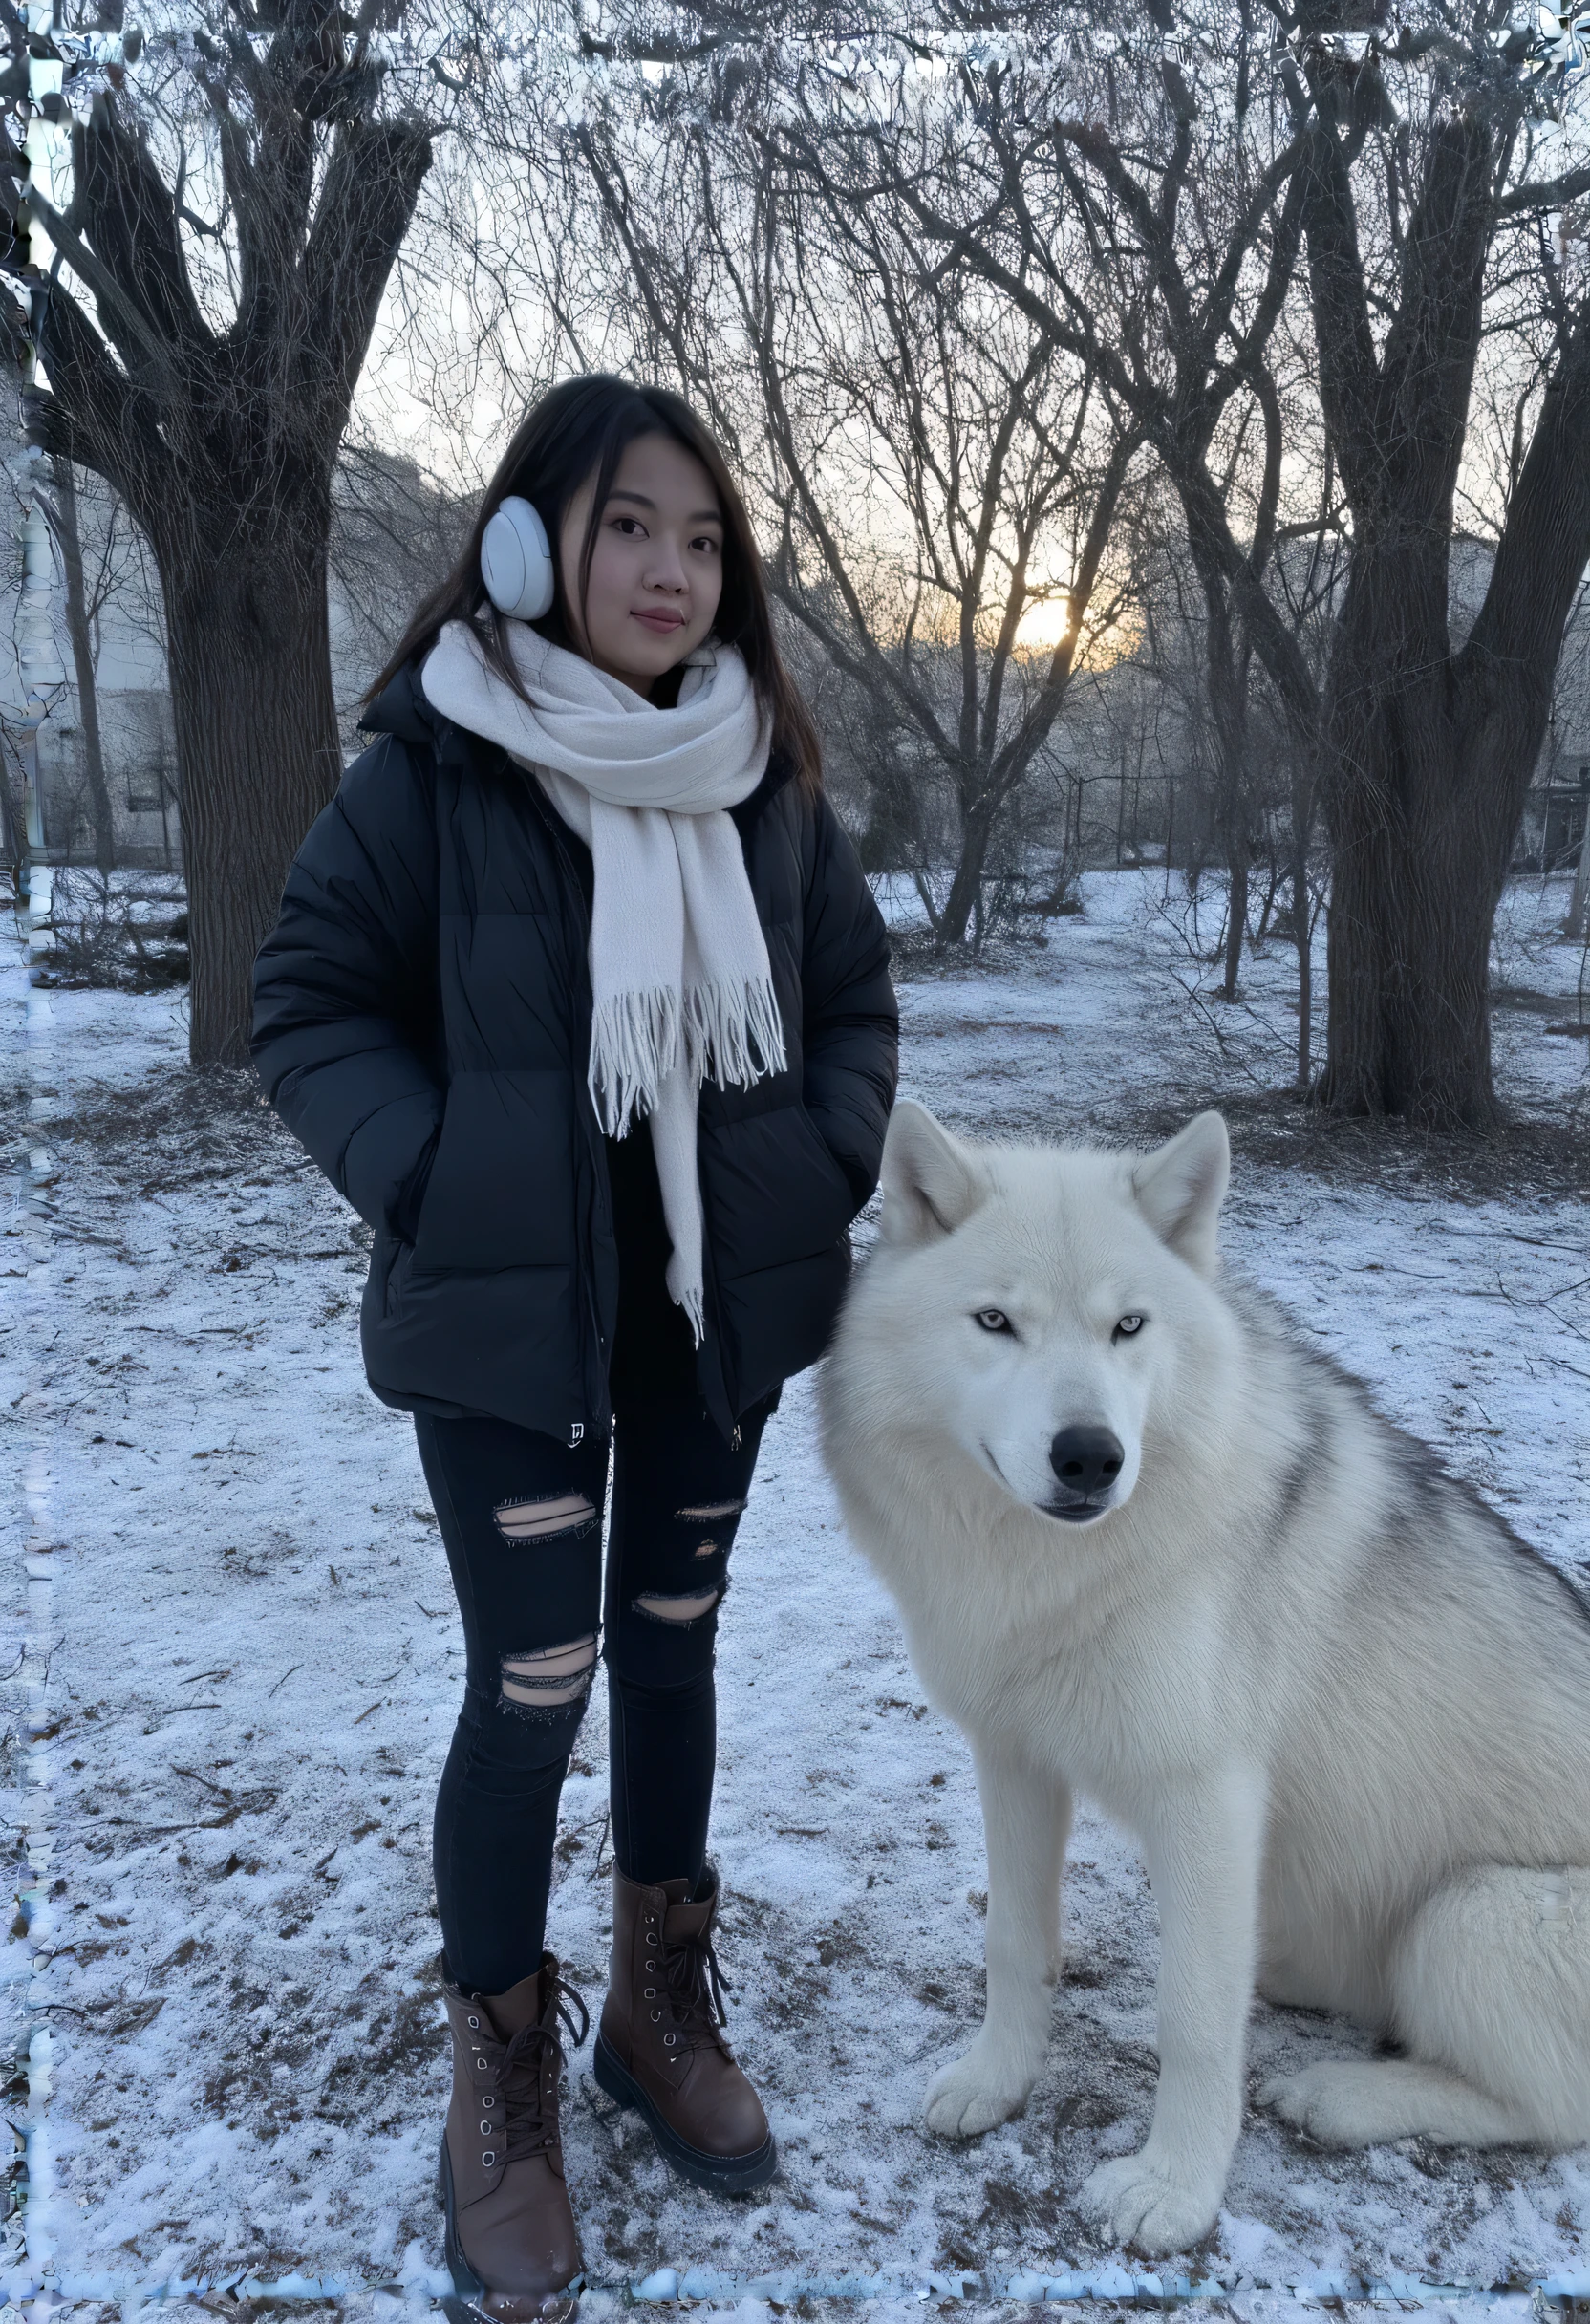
[482,2095,495,2108]
[650,2008,661,2021]
[479,2120,492,2135]
[467,2015,480,2030]
[482,2150,496,2167]
[664,2034,677,2046]
[643,1988,655,1999]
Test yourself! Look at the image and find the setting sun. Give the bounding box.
[1015,596,1075,652]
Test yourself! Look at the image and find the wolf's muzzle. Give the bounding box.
[1044,1427,1124,1521]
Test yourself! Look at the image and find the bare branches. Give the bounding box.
[545,37,1148,939]
[302,114,433,439]
[18,5,440,556]
[1295,117,1386,515]
[24,174,178,383]
[33,273,169,518]
[986,425,1141,799]
[1496,163,1590,214]
[67,100,207,355]
[1374,111,1494,506]
[1460,288,1590,702]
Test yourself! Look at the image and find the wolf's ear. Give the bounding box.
[1131,1110,1230,1275]
[880,1101,986,1248]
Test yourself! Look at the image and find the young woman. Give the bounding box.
[252,377,897,2323]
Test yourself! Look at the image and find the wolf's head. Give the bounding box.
[858,1103,1235,1528]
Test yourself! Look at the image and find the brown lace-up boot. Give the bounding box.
[438,1955,589,2324]
[592,1864,777,2193]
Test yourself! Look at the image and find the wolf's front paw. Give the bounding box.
[1081,2154,1217,2255]
[923,2039,1036,2138]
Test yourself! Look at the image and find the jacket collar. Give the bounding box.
[733,744,798,828]
[360,658,442,746]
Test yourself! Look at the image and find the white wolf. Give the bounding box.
[821,1102,1590,2255]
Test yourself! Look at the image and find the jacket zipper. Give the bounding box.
[524,772,613,1431]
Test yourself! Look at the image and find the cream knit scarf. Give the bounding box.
[420,619,785,1343]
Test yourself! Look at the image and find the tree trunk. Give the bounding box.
[0,741,25,893]
[1183,526,1256,1002]
[1319,509,1590,1124]
[1315,274,1590,1133]
[50,459,116,875]
[1314,544,1516,1128]
[1222,852,1248,1001]
[1321,789,1501,1129]
[1291,762,1315,1091]
[938,790,998,946]
[1296,109,1590,1126]
[1568,821,1590,944]
[161,531,342,1065]
[1319,609,1517,1130]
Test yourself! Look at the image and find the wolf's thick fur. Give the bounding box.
[821,1104,1590,2254]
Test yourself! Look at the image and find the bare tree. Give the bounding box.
[41,454,117,871]
[889,3,1590,1126]
[1564,587,1590,944]
[491,35,1145,942]
[883,19,1319,823]
[1286,28,1590,1127]
[0,0,441,1063]
[753,119,1141,943]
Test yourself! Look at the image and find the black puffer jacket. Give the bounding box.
[252,662,898,1442]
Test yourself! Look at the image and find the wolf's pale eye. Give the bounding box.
[974,1308,1013,1334]
[1115,1313,1145,1339]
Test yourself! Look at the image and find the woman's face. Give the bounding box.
[558,432,725,696]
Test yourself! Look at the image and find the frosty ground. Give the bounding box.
[4,869,1588,2318]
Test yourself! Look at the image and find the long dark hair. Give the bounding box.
[369,374,822,792]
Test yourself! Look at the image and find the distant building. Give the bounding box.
[1517,765,1589,872]
[3,449,465,868]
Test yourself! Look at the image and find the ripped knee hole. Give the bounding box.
[500,1634,597,1711]
[677,1499,742,1559]
[634,1588,722,1625]
[494,1493,596,1543]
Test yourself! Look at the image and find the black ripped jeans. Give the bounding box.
[414,1392,768,1995]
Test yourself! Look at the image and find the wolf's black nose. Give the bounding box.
[1048,1427,1124,1498]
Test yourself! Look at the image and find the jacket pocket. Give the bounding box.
[410,1068,575,1273]
[701,1100,859,1279]
[362,1231,413,1337]
[390,1239,416,1318]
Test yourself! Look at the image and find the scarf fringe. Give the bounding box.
[666,1259,707,1348]
[592,978,788,1133]
[683,976,788,1091]
[589,987,683,1136]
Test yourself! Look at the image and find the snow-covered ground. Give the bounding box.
[3,871,1587,2320]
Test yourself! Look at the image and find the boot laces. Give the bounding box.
[659,1923,733,2055]
[490,1970,590,2163]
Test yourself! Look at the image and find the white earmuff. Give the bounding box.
[481,495,555,622]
